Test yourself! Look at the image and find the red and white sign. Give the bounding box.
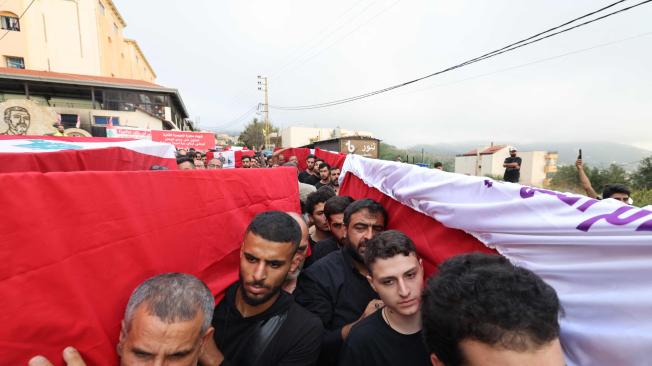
[151,130,214,150]
[106,126,152,139]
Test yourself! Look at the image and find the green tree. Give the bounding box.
[238,119,278,149]
[588,164,628,193]
[631,156,652,190]
[549,165,581,192]
[549,163,629,194]
[378,142,407,161]
[632,189,652,207]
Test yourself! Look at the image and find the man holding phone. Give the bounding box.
[575,149,632,204]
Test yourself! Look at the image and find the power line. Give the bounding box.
[210,105,259,131]
[211,0,375,113]
[0,0,36,42]
[271,0,650,111]
[267,0,376,80]
[389,30,652,99]
[271,0,402,80]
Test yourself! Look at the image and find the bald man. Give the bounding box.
[284,212,310,294]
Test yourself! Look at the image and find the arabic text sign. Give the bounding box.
[150,130,214,150]
[106,127,151,139]
[343,139,378,158]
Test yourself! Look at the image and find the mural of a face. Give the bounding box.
[2,106,31,135]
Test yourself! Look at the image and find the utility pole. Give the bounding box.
[257,76,270,150]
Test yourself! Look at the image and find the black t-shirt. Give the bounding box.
[314,181,330,189]
[503,156,522,183]
[294,248,379,366]
[299,171,320,185]
[311,236,340,264]
[213,283,323,366]
[339,310,430,366]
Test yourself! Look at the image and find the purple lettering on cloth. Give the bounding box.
[637,219,652,232]
[577,199,599,212]
[577,207,652,232]
[484,180,493,188]
[520,187,581,206]
[520,187,536,198]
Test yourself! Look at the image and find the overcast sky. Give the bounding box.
[114,0,652,149]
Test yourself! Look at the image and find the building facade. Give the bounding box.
[281,126,374,148]
[0,0,155,82]
[0,67,192,136]
[454,145,558,187]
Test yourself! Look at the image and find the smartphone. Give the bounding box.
[578,149,582,160]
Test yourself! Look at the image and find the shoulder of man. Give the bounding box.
[347,309,382,343]
[303,250,345,282]
[294,250,346,303]
[288,301,324,333]
[340,311,383,366]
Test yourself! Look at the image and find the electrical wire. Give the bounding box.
[210,105,259,131]
[271,0,651,111]
[212,0,374,113]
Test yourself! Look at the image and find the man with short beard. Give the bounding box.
[295,199,387,366]
[240,156,252,168]
[314,163,331,189]
[307,195,354,266]
[201,211,323,366]
[299,154,320,185]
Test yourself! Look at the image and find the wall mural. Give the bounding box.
[1,106,31,135]
[0,100,59,136]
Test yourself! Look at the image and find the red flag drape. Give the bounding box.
[339,173,496,276]
[315,148,346,170]
[0,168,300,365]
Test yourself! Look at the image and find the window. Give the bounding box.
[6,56,24,69]
[113,22,118,33]
[0,15,19,31]
[60,114,78,128]
[98,0,105,15]
[93,116,120,126]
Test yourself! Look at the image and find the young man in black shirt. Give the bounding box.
[309,195,354,265]
[421,253,565,366]
[200,211,323,366]
[502,147,522,183]
[294,199,388,366]
[340,230,430,366]
[314,163,332,189]
[304,188,336,258]
[298,154,320,185]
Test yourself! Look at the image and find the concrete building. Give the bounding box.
[281,126,373,148]
[454,145,558,187]
[0,0,155,82]
[0,67,192,136]
[0,0,194,137]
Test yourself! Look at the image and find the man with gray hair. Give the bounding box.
[29,273,216,366]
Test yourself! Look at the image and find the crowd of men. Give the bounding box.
[30,195,566,366]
